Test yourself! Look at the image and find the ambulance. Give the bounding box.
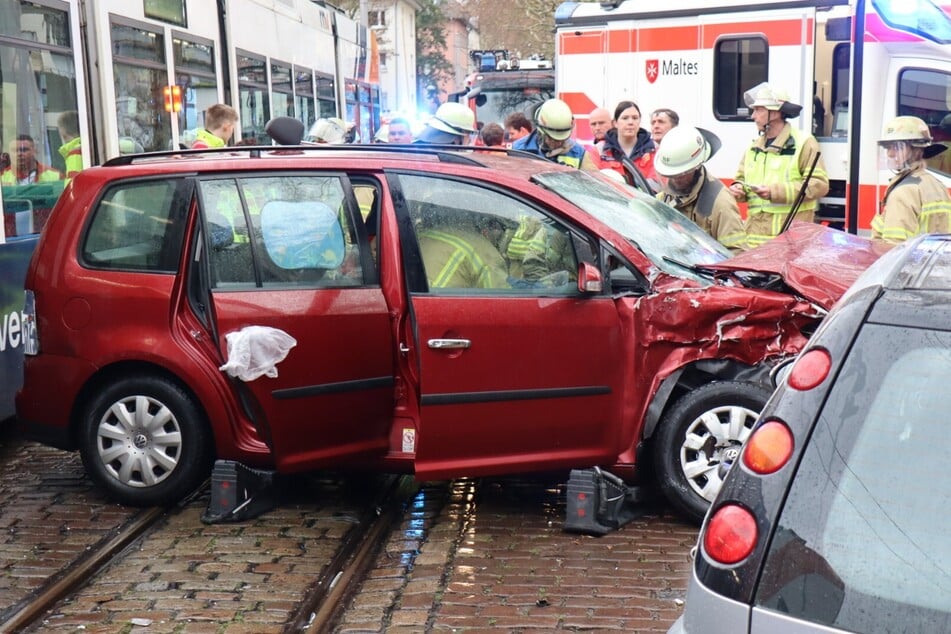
[554,0,951,233]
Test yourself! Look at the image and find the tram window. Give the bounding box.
[713,36,768,121]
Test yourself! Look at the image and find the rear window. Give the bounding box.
[82,179,189,272]
[754,324,951,632]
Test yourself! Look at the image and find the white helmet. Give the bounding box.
[427,102,477,136]
[743,83,802,118]
[654,126,722,177]
[307,117,347,144]
[534,99,575,141]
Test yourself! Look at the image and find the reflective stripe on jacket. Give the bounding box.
[418,228,509,289]
[736,124,829,248]
[871,163,951,244]
[512,132,595,170]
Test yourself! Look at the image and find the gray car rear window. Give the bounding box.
[753,323,951,632]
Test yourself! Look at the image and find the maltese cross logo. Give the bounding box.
[645,59,659,84]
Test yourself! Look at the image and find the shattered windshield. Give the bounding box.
[533,170,731,280]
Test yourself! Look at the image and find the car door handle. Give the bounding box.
[427,338,471,350]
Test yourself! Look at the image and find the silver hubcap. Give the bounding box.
[679,404,759,503]
[96,394,182,488]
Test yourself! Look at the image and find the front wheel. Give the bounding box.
[79,375,213,506]
[654,381,772,523]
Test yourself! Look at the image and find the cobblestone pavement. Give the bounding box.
[0,427,697,633]
[336,476,697,633]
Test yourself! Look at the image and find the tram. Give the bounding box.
[0,0,383,420]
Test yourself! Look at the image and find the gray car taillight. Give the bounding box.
[22,290,38,355]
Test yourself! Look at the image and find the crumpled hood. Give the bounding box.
[706,222,890,308]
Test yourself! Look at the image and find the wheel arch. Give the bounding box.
[641,358,773,441]
[68,361,215,452]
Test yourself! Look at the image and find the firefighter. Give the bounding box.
[655,126,747,252]
[872,115,951,245]
[728,83,829,247]
[512,99,599,171]
[415,102,477,145]
[307,117,348,144]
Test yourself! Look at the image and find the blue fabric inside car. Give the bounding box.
[260,200,345,270]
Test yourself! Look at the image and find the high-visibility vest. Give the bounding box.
[742,126,827,247]
[191,129,226,150]
[0,163,63,184]
[58,136,83,181]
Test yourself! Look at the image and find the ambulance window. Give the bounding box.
[713,36,767,122]
[897,69,951,176]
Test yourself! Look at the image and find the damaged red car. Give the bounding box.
[15,143,885,522]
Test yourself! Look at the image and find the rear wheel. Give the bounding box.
[654,381,772,523]
[79,375,213,506]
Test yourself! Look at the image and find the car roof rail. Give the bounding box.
[101,142,551,168]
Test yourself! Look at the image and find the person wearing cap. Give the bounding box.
[415,102,477,145]
[871,115,951,245]
[512,99,599,171]
[655,126,747,252]
[728,83,829,248]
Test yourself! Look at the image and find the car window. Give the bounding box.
[82,179,189,272]
[754,324,951,633]
[201,175,364,288]
[396,173,580,294]
[533,170,729,285]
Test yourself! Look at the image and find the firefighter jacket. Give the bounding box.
[191,128,226,150]
[58,136,83,181]
[499,216,574,283]
[871,161,951,244]
[734,123,829,248]
[513,132,599,172]
[595,127,658,188]
[417,227,510,290]
[0,162,62,185]
[657,167,748,253]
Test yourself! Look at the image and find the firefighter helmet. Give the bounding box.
[427,102,477,136]
[878,116,933,147]
[744,83,802,118]
[654,126,722,177]
[307,117,347,144]
[534,99,575,141]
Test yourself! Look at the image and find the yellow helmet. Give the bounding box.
[879,116,933,147]
[534,99,575,141]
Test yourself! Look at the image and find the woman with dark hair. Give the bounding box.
[595,100,658,189]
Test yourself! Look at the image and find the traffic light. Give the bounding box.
[163,85,182,113]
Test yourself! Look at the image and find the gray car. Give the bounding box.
[670,233,951,633]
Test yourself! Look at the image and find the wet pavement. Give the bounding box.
[336,476,696,632]
[0,428,697,632]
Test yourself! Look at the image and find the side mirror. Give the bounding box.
[577,261,603,294]
[265,116,305,145]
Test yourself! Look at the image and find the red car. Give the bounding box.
[15,140,885,522]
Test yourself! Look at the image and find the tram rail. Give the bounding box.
[0,433,417,633]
